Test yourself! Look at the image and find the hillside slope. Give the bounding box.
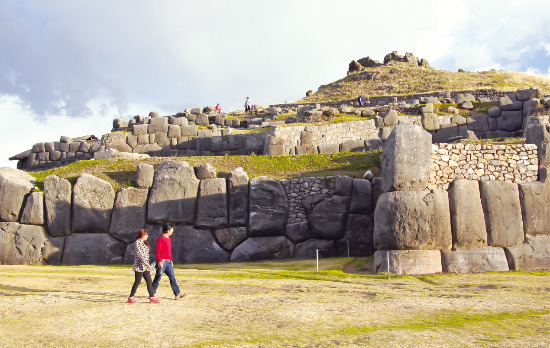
[299,62,550,104]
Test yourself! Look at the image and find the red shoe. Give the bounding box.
[128,297,137,303]
[150,297,160,303]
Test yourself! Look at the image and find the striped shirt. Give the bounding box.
[133,239,150,272]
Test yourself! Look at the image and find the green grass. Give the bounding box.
[29,152,382,192]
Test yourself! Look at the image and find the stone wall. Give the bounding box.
[0,164,376,265]
[429,143,539,190]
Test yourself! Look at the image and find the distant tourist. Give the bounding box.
[152,223,185,300]
[358,93,365,107]
[128,229,159,303]
[244,97,251,113]
[215,103,221,113]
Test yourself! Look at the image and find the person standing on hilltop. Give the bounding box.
[244,97,251,113]
[215,103,221,113]
[358,93,365,107]
[128,229,159,303]
[152,223,185,300]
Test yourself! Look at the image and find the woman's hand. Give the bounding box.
[147,264,152,271]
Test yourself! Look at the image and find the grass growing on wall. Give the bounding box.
[29,151,382,192]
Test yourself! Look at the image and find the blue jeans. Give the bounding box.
[152,260,181,296]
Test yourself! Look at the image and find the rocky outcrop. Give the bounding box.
[248,177,288,237]
[72,174,115,233]
[147,161,199,224]
[0,168,35,222]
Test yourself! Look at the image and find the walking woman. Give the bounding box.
[128,229,159,303]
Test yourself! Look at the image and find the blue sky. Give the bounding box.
[1,0,549,167]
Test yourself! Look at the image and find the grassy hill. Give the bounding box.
[298,63,550,103]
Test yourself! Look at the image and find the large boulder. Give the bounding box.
[148,117,168,134]
[496,111,523,131]
[441,247,509,273]
[374,250,442,275]
[248,177,288,237]
[214,227,248,250]
[381,109,398,127]
[20,191,44,225]
[195,178,228,229]
[285,222,309,243]
[448,180,487,248]
[108,188,148,243]
[72,174,115,233]
[504,235,550,271]
[230,236,294,261]
[380,124,432,192]
[294,239,336,259]
[519,182,549,235]
[498,94,522,111]
[349,179,372,214]
[0,222,52,264]
[479,181,524,247]
[374,190,452,250]
[44,175,72,236]
[421,113,440,131]
[136,163,154,188]
[227,167,249,227]
[173,226,229,264]
[309,195,349,240]
[0,168,35,222]
[147,161,200,224]
[62,233,125,265]
[336,214,375,257]
[525,123,550,168]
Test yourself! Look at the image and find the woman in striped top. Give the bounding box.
[128,229,159,303]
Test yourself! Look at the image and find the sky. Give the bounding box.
[1,0,550,168]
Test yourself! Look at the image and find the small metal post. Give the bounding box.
[347,240,350,258]
[387,251,391,279]
[316,249,319,273]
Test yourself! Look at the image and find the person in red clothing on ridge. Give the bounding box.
[151,222,185,300]
[215,103,221,113]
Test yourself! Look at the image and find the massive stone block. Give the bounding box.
[0,168,35,222]
[336,214,375,257]
[44,175,72,236]
[195,178,228,229]
[20,191,44,225]
[496,111,523,132]
[72,174,115,233]
[498,93,522,111]
[248,177,288,237]
[62,233,125,265]
[285,222,309,243]
[294,240,336,259]
[108,188,148,243]
[441,247,509,273]
[349,179,372,214]
[525,123,550,168]
[309,195,349,240]
[227,167,249,227]
[519,182,549,235]
[448,180,488,248]
[148,117,168,134]
[136,163,154,188]
[173,226,229,264]
[0,222,51,264]
[374,250,442,275]
[380,124,432,192]
[504,235,550,271]
[230,236,294,261]
[147,161,200,224]
[374,190,452,250]
[479,181,524,247]
[214,227,248,250]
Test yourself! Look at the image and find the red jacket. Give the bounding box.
[156,235,173,263]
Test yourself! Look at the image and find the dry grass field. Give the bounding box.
[0,258,548,347]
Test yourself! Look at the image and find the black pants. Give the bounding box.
[129,271,155,298]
